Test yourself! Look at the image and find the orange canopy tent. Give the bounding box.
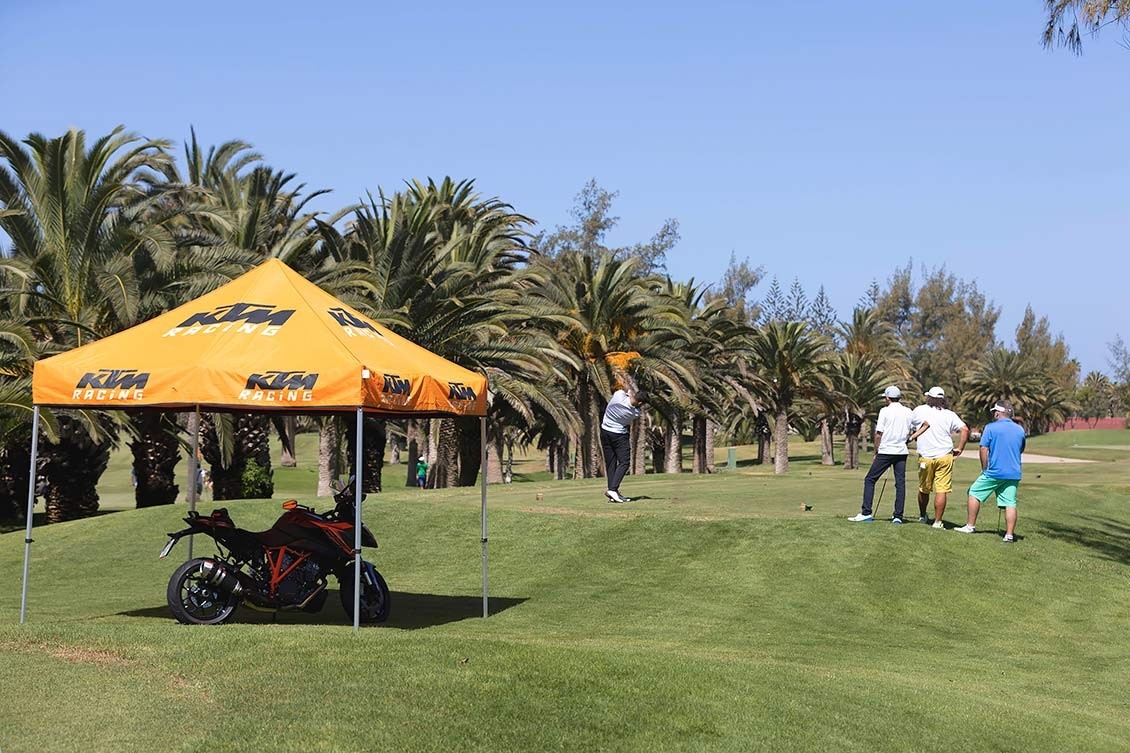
[20,259,491,630]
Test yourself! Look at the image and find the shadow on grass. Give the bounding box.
[116,591,527,629]
[1039,515,1130,566]
[1,509,125,535]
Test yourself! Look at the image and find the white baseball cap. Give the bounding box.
[882,385,901,399]
[925,386,945,398]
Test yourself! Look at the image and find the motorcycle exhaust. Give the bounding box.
[199,560,245,599]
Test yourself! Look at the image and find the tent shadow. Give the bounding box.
[115,590,526,629]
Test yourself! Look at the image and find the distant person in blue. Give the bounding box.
[954,399,1025,542]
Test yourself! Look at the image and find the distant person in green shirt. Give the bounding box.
[416,458,428,489]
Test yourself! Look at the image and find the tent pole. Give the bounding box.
[353,407,363,633]
[19,406,41,624]
[187,405,200,560]
[481,415,488,618]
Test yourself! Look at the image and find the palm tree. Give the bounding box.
[838,308,914,450]
[526,251,694,479]
[747,321,834,474]
[666,280,757,474]
[962,349,1044,425]
[1074,371,1114,428]
[829,353,893,470]
[320,178,576,488]
[0,127,186,520]
[0,315,49,518]
[162,133,329,499]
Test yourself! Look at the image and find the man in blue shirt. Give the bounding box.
[954,400,1026,542]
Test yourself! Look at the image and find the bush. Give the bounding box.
[241,459,274,499]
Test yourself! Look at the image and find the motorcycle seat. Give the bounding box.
[253,528,296,547]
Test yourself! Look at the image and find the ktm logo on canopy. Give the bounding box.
[163,303,296,338]
[379,374,412,407]
[328,307,385,340]
[238,371,319,402]
[73,369,149,401]
[448,382,477,401]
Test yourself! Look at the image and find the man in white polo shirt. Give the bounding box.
[908,387,969,528]
[849,385,914,523]
[600,388,649,503]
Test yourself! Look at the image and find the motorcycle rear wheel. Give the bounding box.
[339,563,391,624]
[167,558,241,625]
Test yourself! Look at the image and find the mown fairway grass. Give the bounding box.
[2,432,1128,752]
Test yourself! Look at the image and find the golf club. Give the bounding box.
[997,506,1002,536]
[873,474,888,518]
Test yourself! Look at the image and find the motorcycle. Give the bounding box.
[159,477,390,625]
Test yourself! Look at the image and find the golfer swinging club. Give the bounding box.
[849,385,914,523]
[600,387,649,503]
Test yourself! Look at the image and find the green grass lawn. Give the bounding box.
[2,431,1129,752]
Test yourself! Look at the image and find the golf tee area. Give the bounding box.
[1,430,1128,753]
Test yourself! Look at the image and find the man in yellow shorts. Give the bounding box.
[908,387,969,528]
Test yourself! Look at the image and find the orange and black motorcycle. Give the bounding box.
[159,478,390,625]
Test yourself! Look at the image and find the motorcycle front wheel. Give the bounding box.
[167,558,241,625]
[339,563,391,624]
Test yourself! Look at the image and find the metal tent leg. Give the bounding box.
[186,405,200,560]
[354,407,363,633]
[19,406,41,624]
[481,416,488,618]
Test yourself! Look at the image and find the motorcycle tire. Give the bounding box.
[339,563,391,624]
[167,557,241,625]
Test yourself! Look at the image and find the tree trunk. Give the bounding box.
[705,418,716,473]
[652,426,666,474]
[457,417,482,487]
[346,416,386,493]
[200,414,241,501]
[203,413,274,500]
[405,419,421,488]
[317,417,338,497]
[38,415,110,523]
[431,418,459,488]
[556,438,568,480]
[664,412,683,474]
[505,437,514,483]
[578,382,602,478]
[630,410,647,475]
[773,407,789,474]
[0,438,31,520]
[820,418,835,466]
[692,415,707,474]
[275,415,297,468]
[843,429,859,470]
[486,426,504,484]
[388,423,401,466]
[130,411,181,508]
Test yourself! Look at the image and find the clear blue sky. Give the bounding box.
[3,0,1127,375]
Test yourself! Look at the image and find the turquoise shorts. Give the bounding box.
[968,474,1019,508]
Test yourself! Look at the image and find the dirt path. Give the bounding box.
[957,453,1094,464]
